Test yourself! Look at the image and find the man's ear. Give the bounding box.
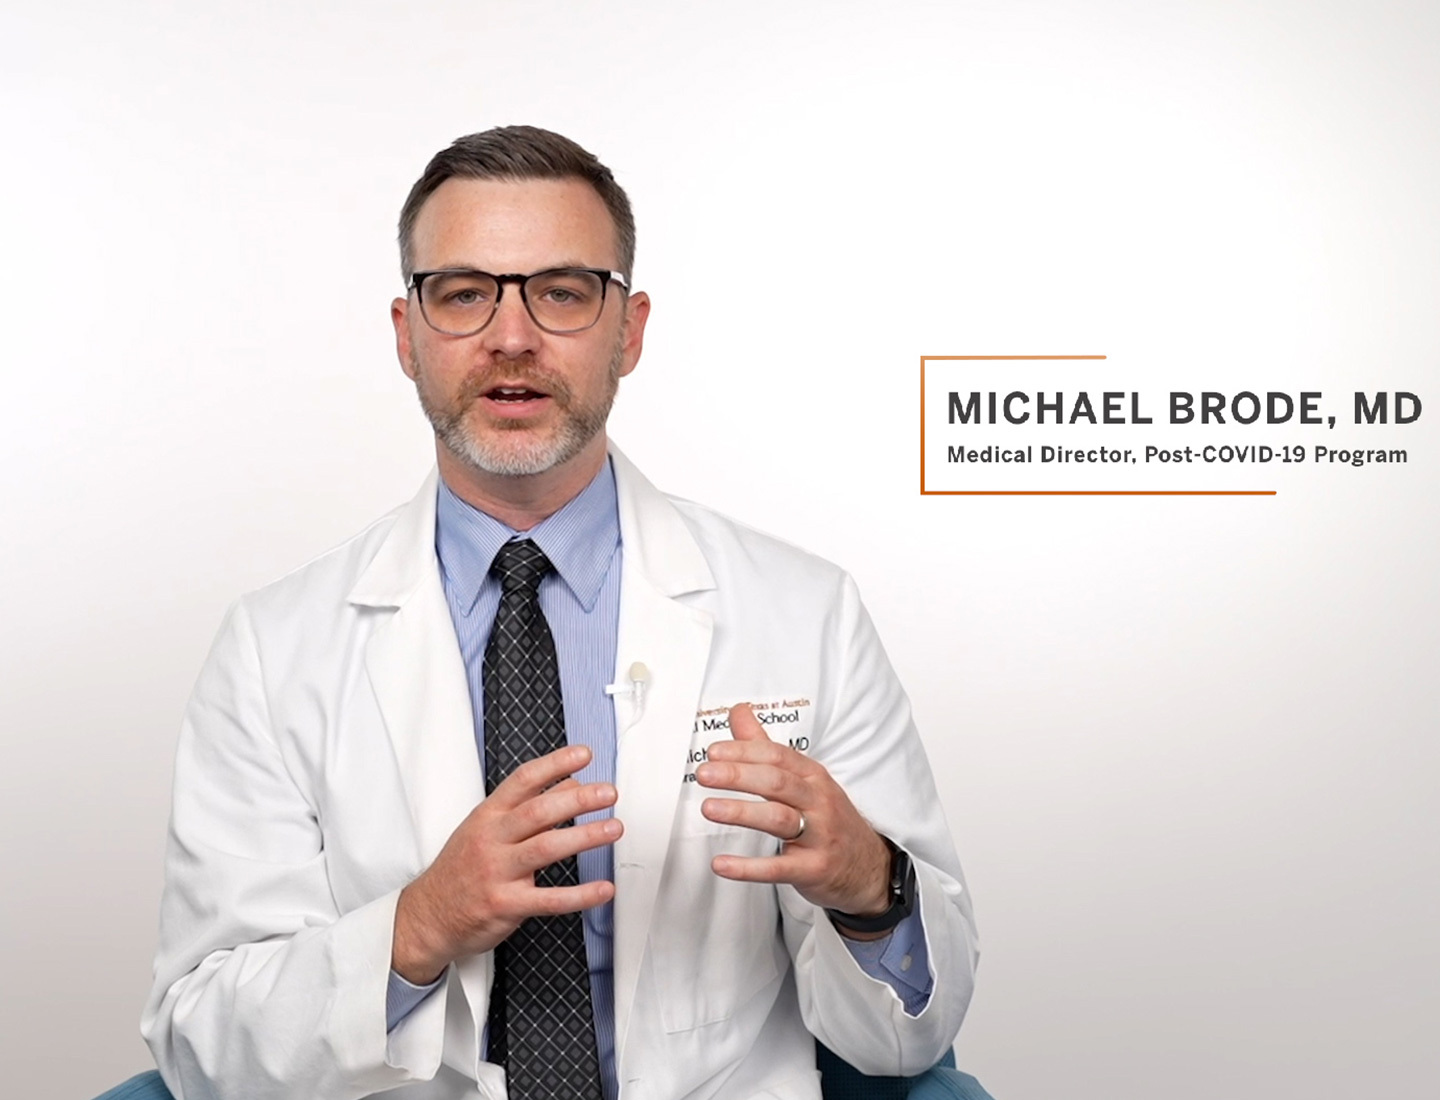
[392,296,417,380]
[617,291,650,379]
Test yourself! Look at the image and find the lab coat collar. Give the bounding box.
[346,442,715,609]
[347,467,443,610]
[609,444,715,598]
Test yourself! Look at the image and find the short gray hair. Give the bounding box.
[397,125,636,283]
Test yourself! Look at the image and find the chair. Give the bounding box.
[816,1042,996,1100]
[91,1075,170,1100]
[94,1047,997,1099]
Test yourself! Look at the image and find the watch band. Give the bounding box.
[825,837,916,934]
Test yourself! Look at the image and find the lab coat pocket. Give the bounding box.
[650,824,786,1033]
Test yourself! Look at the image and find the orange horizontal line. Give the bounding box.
[921,355,1108,360]
[920,490,1277,496]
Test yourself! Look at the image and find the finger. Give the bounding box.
[486,744,593,810]
[701,796,805,841]
[516,878,617,918]
[704,736,810,769]
[538,776,581,797]
[728,702,771,742]
[694,759,809,806]
[501,780,618,842]
[516,816,624,873]
[710,851,812,885]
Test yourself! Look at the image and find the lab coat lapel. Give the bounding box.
[608,448,716,1063]
[349,469,484,861]
[348,471,492,1078]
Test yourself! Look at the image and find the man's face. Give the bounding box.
[393,177,648,479]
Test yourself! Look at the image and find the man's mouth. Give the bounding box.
[484,385,549,404]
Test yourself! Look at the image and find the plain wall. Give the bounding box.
[2,2,1437,1096]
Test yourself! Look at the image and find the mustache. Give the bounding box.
[453,355,573,406]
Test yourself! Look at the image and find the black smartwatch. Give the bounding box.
[825,837,916,934]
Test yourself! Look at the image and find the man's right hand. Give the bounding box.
[390,743,622,985]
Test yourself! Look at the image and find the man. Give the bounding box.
[142,126,978,1100]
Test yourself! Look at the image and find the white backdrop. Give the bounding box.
[2,2,1437,1097]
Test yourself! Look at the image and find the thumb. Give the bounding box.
[728,702,771,742]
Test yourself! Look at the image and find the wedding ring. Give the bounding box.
[786,812,807,843]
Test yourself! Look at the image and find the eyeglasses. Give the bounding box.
[407,267,629,336]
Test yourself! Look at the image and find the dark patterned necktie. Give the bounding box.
[482,538,602,1100]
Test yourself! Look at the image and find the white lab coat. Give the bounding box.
[142,447,978,1100]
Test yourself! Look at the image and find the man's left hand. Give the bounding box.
[695,703,892,932]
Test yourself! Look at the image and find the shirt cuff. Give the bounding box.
[386,968,444,1032]
[837,906,934,1016]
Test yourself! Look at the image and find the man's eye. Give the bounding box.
[536,281,598,308]
[446,287,490,306]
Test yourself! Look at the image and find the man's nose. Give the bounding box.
[480,284,544,357]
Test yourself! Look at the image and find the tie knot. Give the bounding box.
[491,538,552,596]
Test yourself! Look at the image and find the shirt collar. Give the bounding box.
[435,458,620,617]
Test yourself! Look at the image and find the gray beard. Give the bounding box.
[412,342,622,478]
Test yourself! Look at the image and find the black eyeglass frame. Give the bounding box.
[406,266,631,336]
